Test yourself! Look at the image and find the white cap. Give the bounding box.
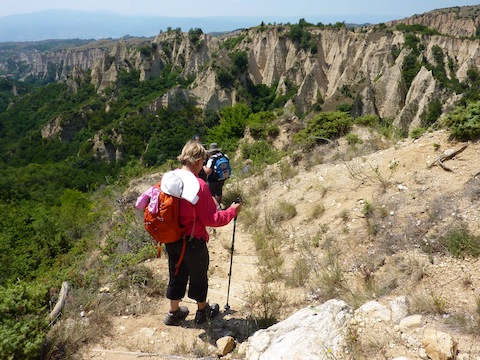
[160,169,200,205]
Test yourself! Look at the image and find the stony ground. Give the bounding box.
[76,129,480,359]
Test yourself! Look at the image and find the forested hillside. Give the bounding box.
[0,7,480,359]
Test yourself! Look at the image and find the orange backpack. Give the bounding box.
[141,182,187,277]
[143,183,184,246]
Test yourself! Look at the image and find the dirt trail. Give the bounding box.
[79,219,262,359]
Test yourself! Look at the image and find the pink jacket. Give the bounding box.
[180,176,237,242]
[135,185,160,213]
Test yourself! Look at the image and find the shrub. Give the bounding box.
[293,111,353,147]
[138,45,153,57]
[245,282,285,329]
[337,103,353,113]
[247,111,277,139]
[207,103,251,153]
[277,161,299,182]
[240,140,283,166]
[230,51,248,73]
[403,52,422,88]
[440,225,480,258]
[270,200,297,222]
[410,291,447,315]
[222,34,246,50]
[340,85,353,99]
[345,133,363,145]
[245,82,278,113]
[442,101,480,141]
[0,281,49,360]
[410,127,426,139]
[354,114,380,127]
[216,67,235,87]
[311,249,345,301]
[286,257,311,287]
[252,222,284,282]
[286,19,318,53]
[222,186,245,207]
[396,24,441,36]
[308,203,325,220]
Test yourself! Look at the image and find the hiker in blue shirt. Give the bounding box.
[203,143,231,209]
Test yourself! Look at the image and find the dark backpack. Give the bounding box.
[212,154,231,181]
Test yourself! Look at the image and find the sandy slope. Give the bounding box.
[78,129,480,359]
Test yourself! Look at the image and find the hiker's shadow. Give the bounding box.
[182,309,259,345]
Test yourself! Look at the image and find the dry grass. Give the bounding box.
[245,282,286,329]
[251,213,286,282]
[285,256,311,288]
[308,202,325,220]
[46,289,119,358]
[270,200,297,223]
[45,264,167,358]
[409,290,447,315]
[345,160,394,193]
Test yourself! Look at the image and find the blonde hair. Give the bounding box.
[177,140,207,165]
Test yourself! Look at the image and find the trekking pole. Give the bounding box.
[225,198,240,311]
[224,216,236,311]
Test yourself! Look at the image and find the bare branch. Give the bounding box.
[427,144,468,172]
[49,281,69,321]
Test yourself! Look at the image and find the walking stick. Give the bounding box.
[225,199,240,310]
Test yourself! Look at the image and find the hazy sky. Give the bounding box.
[1,0,479,18]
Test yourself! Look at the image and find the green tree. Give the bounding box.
[207,104,251,152]
[188,28,204,48]
[58,189,92,241]
[231,51,248,73]
[421,98,442,128]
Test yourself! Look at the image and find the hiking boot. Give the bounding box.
[194,303,220,324]
[163,306,189,326]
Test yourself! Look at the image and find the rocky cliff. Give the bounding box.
[388,5,480,38]
[2,6,480,136]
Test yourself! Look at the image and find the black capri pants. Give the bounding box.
[165,237,209,303]
[208,179,225,197]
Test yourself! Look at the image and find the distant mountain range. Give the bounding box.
[0,9,402,42]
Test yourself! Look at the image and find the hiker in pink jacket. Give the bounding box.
[163,140,241,326]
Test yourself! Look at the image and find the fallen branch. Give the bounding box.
[310,136,339,147]
[49,281,69,321]
[427,144,468,172]
[91,349,215,359]
[437,161,453,172]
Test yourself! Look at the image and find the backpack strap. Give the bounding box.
[174,237,187,277]
[173,206,196,277]
[156,231,186,277]
[210,152,222,167]
[157,236,186,277]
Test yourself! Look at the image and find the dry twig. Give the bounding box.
[427,144,468,172]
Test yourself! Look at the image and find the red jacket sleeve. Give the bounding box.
[195,180,237,227]
[179,178,237,242]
